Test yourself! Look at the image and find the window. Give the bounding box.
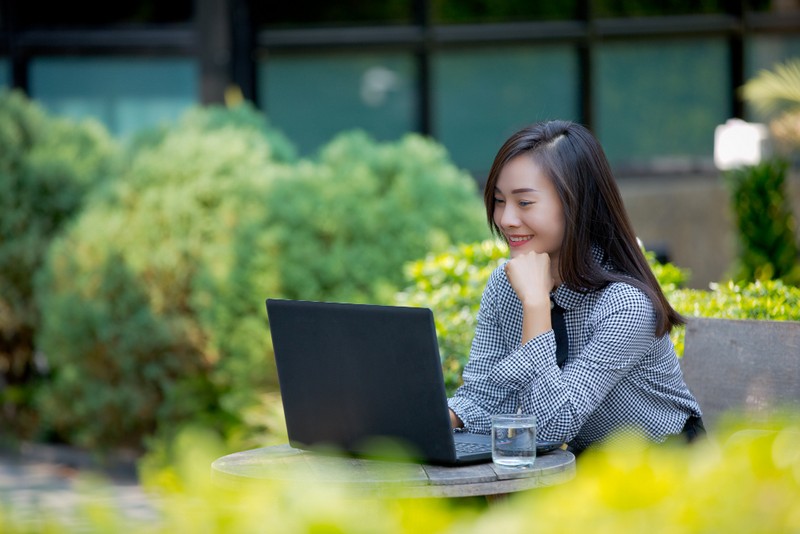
[433,45,579,174]
[259,53,417,156]
[594,38,730,170]
[29,57,197,138]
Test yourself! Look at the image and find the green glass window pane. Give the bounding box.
[259,53,417,156]
[29,57,197,138]
[433,46,579,175]
[594,38,730,167]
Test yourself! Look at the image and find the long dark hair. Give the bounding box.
[484,120,684,336]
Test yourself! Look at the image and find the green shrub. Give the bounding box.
[723,159,800,285]
[261,130,489,304]
[35,103,292,450]
[35,116,488,451]
[669,279,800,321]
[0,89,119,437]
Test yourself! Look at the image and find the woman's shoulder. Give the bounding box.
[594,279,655,315]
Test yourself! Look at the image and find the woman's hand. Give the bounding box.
[504,251,555,343]
[504,251,554,307]
[449,409,463,429]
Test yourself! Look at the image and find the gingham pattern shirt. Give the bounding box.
[448,255,702,453]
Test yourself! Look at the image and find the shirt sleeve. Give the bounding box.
[447,272,519,434]
[489,283,657,443]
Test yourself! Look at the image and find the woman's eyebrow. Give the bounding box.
[494,187,539,194]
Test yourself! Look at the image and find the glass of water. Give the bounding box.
[492,414,537,469]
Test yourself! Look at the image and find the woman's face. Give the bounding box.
[493,155,565,261]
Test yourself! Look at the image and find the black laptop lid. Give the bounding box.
[266,298,458,464]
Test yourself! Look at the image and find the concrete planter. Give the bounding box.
[680,317,800,432]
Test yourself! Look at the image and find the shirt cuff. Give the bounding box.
[489,330,557,390]
[447,396,491,434]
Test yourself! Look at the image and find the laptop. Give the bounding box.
[266,298,494,465]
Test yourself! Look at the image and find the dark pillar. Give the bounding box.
[414,0,432,136]
[230,0,256,103]
[196,0,232,105]
[6,0,29,93]
[729,0,746,119]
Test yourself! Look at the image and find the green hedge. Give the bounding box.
[33,108,488,451]
[0,90,119,437]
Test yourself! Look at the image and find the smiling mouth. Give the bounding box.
[507,235,533,245]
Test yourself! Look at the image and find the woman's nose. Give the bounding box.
[499,206,520,228]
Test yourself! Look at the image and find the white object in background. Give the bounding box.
[713,119,772,170]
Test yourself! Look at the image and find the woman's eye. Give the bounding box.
[493,197,505,204]
[519,201,533,207]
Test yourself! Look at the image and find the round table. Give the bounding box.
[211,444,576,499]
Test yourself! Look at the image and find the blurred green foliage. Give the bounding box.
[2,415,799,532]
[722,159,800,285]
[0,89,119,438]
[670,280,800,321]
[30,103,487,452]
[34,103,290,451]
[741,58,800,155]
[265,130,488,304]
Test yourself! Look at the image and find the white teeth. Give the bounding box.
[508,236,531,242]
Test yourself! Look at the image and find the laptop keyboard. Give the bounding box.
[454,441,491,454]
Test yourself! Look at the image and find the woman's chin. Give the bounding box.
[507,244,531,258]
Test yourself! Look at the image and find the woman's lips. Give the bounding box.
[507,235,532,248]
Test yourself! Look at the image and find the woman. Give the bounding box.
[447,120,703,454]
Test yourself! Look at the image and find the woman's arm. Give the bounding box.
[447,269,518,433]
[491,284,657,442]
[503,251,554,343]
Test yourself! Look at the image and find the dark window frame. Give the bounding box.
[1,0,798,175]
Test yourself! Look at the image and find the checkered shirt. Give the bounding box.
[448,258,702,454]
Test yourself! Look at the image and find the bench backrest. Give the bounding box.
[680,317,800,432]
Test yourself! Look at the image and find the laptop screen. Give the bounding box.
[266,298,460,464]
